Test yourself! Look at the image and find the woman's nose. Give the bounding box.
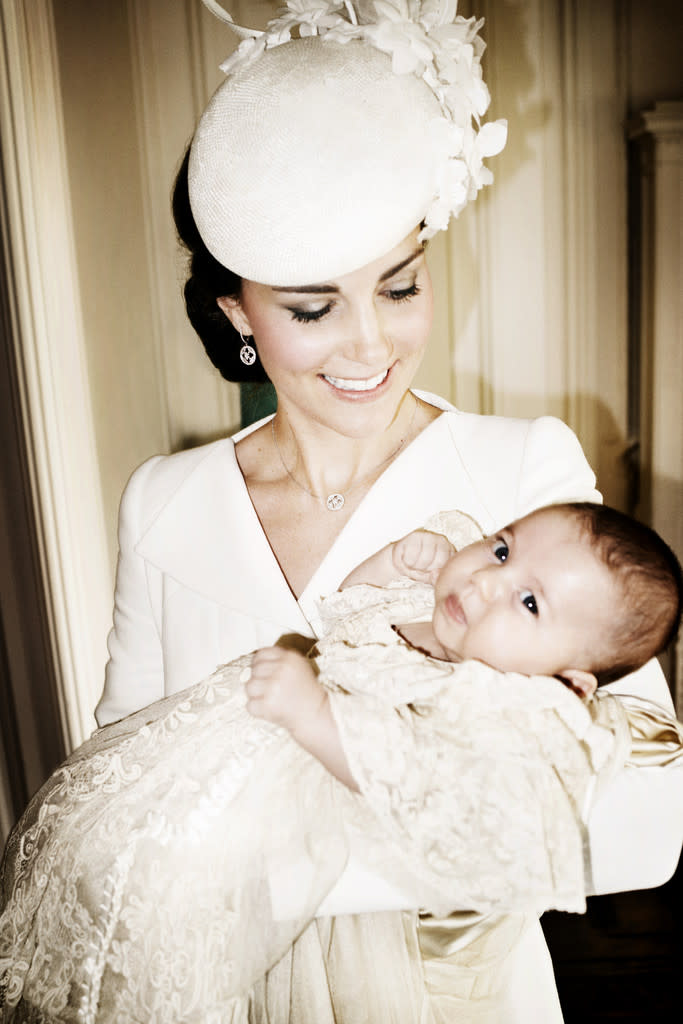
[346,303,391,365]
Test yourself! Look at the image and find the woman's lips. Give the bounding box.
[320,365,392,397]
[444,593,467,624]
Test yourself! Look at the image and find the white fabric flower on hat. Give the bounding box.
[205,0,507,264]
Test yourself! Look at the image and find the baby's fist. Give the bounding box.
[392,529,455,584]
[246,647,323,734]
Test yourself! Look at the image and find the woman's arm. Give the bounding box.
[95,458,166,727]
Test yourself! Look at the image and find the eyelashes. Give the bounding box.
[287,283,422,324]
[289,304,333,324]
[386,282,421,303]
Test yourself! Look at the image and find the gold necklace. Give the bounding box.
[271,396,418,512]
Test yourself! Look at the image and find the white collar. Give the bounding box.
[135,396,484,634]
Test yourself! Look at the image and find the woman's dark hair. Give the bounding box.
[172,146,269,383]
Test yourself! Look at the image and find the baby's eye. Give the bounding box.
[288,302,334,324]
[385,282,421,304]
[492,538,509,562]
[520,590,538,616]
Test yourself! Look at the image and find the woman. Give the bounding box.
[96,2,681,1021]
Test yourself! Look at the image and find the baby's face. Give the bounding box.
[432,507,615,677]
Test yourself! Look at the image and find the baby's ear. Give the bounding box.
[558,668,598,700]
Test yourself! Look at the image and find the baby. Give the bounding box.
[2,503,681,1023]
[246,501,682,790]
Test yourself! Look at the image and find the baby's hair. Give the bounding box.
[562,503,683,685]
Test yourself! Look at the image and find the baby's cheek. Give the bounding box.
[467,617,520,673]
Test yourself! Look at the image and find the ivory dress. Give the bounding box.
[2,511,667,1024]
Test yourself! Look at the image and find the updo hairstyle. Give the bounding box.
[172,147,269,383]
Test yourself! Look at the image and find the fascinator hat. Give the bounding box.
[190,0,507,286]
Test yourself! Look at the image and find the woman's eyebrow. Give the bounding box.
[378,246,424,283]
[272,283,339,295]
[271,246,425,295]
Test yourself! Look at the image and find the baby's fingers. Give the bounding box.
[394,530,455,578]
[424,533,457,569]
[394,531,430,569]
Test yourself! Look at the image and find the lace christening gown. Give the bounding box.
[0,516,631,1023]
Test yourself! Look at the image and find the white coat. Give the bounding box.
[97,395,683,1022]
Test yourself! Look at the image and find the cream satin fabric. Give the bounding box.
[622,696,683,766]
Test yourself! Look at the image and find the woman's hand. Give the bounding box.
[392,529,455,585]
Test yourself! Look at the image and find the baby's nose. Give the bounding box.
[474,566,506,602]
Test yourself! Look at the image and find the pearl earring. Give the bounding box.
[238,330,256,366]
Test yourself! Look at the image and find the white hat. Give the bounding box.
[189,0,507,286]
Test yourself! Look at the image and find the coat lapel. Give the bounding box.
[135,440,311,634]
[134,398,505,640]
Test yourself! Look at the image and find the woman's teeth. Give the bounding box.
[323,369,388,392]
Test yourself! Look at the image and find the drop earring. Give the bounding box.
[238,330,257,366]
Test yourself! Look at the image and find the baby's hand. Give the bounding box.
[246,647,326,736]
[392,529,456,584]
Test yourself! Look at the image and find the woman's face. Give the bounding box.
[219,228,433,437]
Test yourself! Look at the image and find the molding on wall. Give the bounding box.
[561,0,629,506]
[0,0,111,749]
[126,0,174,457]
[630,101,683,708]
[442,1,629,505]
[127,0,240,451]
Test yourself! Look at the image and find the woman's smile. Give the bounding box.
[321,365,392,398]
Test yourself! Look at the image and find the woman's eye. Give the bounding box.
[288,302,334,324]
[492,539,509,562]
[520,590,538,616]
[386,282,421,303]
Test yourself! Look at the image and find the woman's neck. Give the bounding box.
[235,395,441,597]
[271,393,427,502]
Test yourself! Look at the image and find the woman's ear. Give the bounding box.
[217,295,252,337]
[558,668,598,700]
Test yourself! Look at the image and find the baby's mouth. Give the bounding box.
[444,593,467,624]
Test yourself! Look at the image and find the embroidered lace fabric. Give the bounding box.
[0,512,637,1022]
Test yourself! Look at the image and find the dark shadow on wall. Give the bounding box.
[543,848,683,1023]
[0,258,67,840]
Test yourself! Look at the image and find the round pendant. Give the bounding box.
[326,493,345,511]
[239,344,256,366]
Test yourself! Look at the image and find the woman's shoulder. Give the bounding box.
[412,394,597,526]
[416,390,570,440]
[120,435,240,526]
[417,393,581,467]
